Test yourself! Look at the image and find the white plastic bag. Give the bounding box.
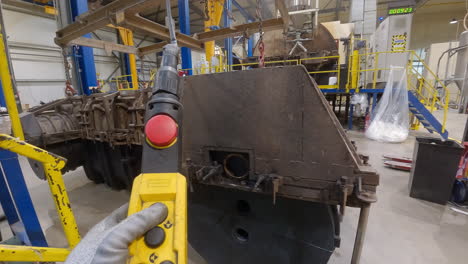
[365,66,409,143]
[351,93,369,117]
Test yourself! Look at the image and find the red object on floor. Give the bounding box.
[383,154,413,164]
[384,160,412,171]
[364,113,370,132]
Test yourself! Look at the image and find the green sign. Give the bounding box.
[388,7,414,15]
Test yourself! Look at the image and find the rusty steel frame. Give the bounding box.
[55,0,285,55]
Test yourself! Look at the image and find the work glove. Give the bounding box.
[65,202,168,264]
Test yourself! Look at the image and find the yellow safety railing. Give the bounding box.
[99,75,139,91]
[111,74,136,91]
[133,48,450,133]
[300,56,340,89]
[0,135,81,262]
[147,69,157,88]
[347,50,406,92]
[183,65,223,74]
[408,51,449,133]
[183,58,301,74]
[182,56,342,89]
[0,30,23,140]
[97,70,158,91]
[349,49,449,133]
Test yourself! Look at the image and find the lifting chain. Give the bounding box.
[256,0,265,67]
[61,49,72,82]
[201,0,210,21]
[61,48,77,96]
[242,30,248,56]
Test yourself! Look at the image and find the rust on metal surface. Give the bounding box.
[123,15,203,50]
[197,18,285,42]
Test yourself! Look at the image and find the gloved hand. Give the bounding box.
[65,203,168,264]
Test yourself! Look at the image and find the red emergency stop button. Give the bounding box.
[145,114,178,148]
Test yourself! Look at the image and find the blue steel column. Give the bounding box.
[124,54,132,86]
[0,81,5,107]
[248,37,254,57]
[178,0,193,75]
[70,0,97,95]
[0,150,48,247]
[0,93,47,247]
[224,0,233,67]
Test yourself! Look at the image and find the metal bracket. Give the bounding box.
[355,177,378,203]
[272,176,284,204]
[337,176,353,221]
[252,174,283,204]
[193,162,222,182]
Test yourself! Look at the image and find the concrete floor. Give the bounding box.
[2,109,468,264]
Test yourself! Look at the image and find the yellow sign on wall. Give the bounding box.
[391,34,407,52]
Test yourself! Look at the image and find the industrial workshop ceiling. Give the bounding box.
[85,0,465,34]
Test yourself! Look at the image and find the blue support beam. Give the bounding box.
[0,81,6,107]
[348,105,354,130]
[0,149,48,247]
[224,0,233,67]
[124,54,132,84]
[178,0,193,75]
[248,37,254,57]
[321,89,385,94]
[70,0,97,95]
[232,0,255,22]
[372,93,378,114]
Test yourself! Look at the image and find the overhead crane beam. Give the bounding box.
[69,36,138,54]
[56,0,203,50]
[55,0,285,56]
[123,15,203,50]
[56,0,143,45]
[197,18,284,42]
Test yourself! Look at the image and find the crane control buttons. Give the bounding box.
[128,173,187,264]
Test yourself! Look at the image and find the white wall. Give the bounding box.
[410,7,466,49]
[322,21,354,64]
[425,41,459,80]
[424,41,460,103]
[3,9,66,108]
